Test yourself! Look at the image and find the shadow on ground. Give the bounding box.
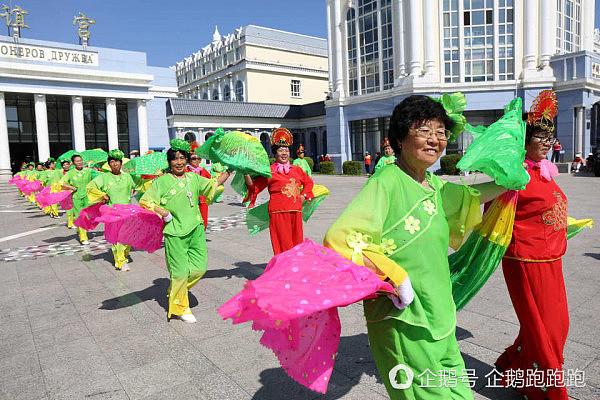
[99,277,198,313]
[252,333,380,400]
[203,261,266,280]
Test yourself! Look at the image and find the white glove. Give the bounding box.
[387,276,414,310]
[163,212,173,222]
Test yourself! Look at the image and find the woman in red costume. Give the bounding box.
[186,142,212,229]
[244,128,314,255]
[495,90,569,400]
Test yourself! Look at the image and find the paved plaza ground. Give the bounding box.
[0,172,598,400]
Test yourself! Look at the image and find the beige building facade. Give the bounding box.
[174,25,329,105]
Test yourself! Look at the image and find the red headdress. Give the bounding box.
[296,144,305,154]
[271,128,293,147]
[528,90,558,132]
[190,141,200,152]
[381,137,391,149]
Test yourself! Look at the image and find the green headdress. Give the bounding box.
[170,139,191,153]
[47,157,56,163]
[108,149,124,160]
[430,92,467,142]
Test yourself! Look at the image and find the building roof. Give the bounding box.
[243,25,327,56]
[167,98,325,119]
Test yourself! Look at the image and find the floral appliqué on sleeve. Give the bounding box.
[404,216,421,234]
[346,232,371,263]
[422,199,436,215]
[380,238,397,254]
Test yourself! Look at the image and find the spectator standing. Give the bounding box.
[551,139,562,163]
[364,152,372,173]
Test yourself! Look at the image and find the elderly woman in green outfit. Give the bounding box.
[61,154,98,245]
[140,140,232,323]
[86,149,140,271]
[324,95,507,399]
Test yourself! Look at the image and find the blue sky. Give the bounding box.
[9,0,328,66]
[7,1,600,67]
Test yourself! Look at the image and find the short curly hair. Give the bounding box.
[388,95,454,154]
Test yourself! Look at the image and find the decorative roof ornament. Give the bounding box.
[0,4,29,37]
[73,12,96,46]
[528,90,558,133]
[213,25,221,43]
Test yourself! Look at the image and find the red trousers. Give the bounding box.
[199,202,208,230]
[496,258,569,400]
[269,211,303,255]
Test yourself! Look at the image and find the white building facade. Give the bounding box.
[0,36,177,179]
[175,25,329,106]
[325,0,599,169]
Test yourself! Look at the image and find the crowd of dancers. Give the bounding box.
[7,90,594,400]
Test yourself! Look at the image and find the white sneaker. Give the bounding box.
[121,262,130,272]
[177,314,197,323]
[81,240,89,245]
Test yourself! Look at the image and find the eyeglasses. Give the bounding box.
[532,136,557,144]
[410,127,450,141]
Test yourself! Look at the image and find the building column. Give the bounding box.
[326,0,334,93]
[539,0,554,69]
[106,98,119,150]
[407,0,423,76]
[333,0,344,96]
[137,99,149,155]
[576,106,584,156]
[523,0,536,72]
[71,96,86,152]
[582,0,594,51]
[394,0,406,81]
[0,92,11,178]
[229,76,235,101]
[34,94,50,162]
[423,0,436,77]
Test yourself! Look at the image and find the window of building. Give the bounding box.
[463,0,495,82]
[498,0,515,80]
[83,98,108,150]
[184,131,196,143]
[202,92,209,100]
[349,116,390,160]
[291,79,301,98]
[557,0,581,53]
[235,47,241,60]
[192,69,196,80]
[358,0,379,93]
[380,0,393,89]
[202,64,206,75]
[347,8,359,96]
[116,101,130,155]
[223,85,231,101]
[223,53,228,65]
[212,89,219,100]
[442,0,460,83]
[46,95,72,154]
[212,58,217,71]
[235,80,244,102]
[345,0,394,95]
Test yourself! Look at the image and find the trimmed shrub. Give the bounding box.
[320,161,335,175]
[440,154,462,175]
[304,157,314,171]
[343,161,363,175]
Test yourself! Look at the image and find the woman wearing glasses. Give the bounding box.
[324,94,506,399]
[495,90,570,400]
[186,145,213,229]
